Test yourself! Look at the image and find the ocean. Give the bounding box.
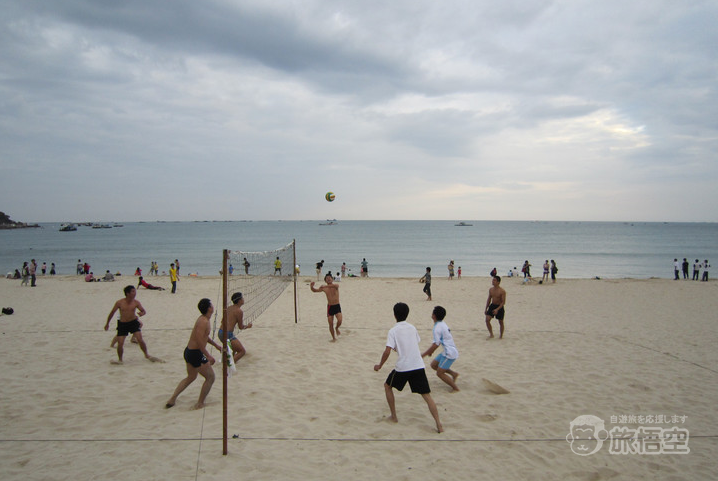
[1,220,716,280]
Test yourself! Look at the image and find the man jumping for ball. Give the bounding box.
[311,273,343,341]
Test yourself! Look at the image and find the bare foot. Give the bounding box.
[146,356,165,363]
[436,423,444,433]
[165,402,175,409]
[329,338,336,343]
[110,360,123,365]
[336,327,341,336]
[388,415,398,423]
[451,372,460,381]
[450,387,460,393]
[486,335,494,340]
[193,402,206,410]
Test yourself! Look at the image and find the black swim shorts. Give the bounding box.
[327,304,342,316]
[386,368,431,394]
[116,319,141,337]
[183,347,208,368]
[485,304,505,321]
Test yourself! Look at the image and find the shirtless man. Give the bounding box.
[219,292,252,362]
[311,273,343,341]
[484,276,507,339]
[166,298,223,410]
[104,285,159,363]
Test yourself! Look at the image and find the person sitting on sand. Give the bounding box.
[421,305,459,392]
[104,285,160,364]
[310,273,343,341]
[218,292,252,362]
[165,298,223,410]
[374,302,443,433]
[137,276,164,290]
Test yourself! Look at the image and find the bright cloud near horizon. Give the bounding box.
[1,0,716,222]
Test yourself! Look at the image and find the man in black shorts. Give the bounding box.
[104,285,160,363]
[310,273,343,341]
[374,302,443,433]
[484,276,507,339]
[166,298,223,410]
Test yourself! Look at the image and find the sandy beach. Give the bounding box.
[1,274,717,480]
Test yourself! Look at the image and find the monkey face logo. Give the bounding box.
[566,415,609,456]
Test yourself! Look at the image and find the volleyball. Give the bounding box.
[325,192,335,202]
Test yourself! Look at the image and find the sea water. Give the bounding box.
[1,220,716,279]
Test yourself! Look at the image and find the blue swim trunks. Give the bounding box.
[435,352,456,370]
[217,329,237,342]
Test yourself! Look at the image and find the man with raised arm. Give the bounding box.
[311,273,343,341]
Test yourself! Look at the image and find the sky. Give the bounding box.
[1,0,717,222]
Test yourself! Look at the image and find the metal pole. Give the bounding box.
[222,249,228,455]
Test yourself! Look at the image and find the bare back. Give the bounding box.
[224,304,244,332]
[187,315,211,351]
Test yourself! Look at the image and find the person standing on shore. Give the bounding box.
[448,261,454,280]
[274,257,282,275]
[361,258,368,277]
[165,298,222,410]
[50,262,56,275]
[550,260,558,283]
[420,267,432,301]
[522,260,531,280]
[243,257,250,275]
[315,260,324,280]
[421,305,459,392]
[170,263,178,293]
[77,260,83,275]
[374,302,443,433]
[702,260,710,281]
[174,259,180,275]
[20,262,29,286]
[542,260,550,283]
[693,259,701,280]
[219,292,252,362]
[29,259,37,287]
[485,276,507,339]
[41,262,47,275]
[104,285,159,364]
[682,258,689,279]
[311,273,343,341]
[673,259,680,280]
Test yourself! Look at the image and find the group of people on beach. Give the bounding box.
[674,258,710,281]
[10,260,55,285]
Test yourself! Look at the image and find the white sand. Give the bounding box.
[1,275,717,480]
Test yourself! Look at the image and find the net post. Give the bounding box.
[222,249,228,455]
[293,239,298,324]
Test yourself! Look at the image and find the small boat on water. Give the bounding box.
[92,223,113,229]
[319,221,337,226]
[454,221,473,226]
[59,223,77,232]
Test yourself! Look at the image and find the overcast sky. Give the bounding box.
[1,0,716,222]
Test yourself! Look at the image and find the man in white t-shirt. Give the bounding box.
[421,306,459,392]
[374,302,443,433]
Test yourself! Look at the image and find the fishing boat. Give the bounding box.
[59,223,77,232]
[454,221,473,226]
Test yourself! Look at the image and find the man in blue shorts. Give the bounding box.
[166,298,223,410]
[374,302,443,433]
[421,305,459,392]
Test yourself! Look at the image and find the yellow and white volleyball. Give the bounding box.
[325,192,336,202]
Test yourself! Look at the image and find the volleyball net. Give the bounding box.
[220,240,297,455]
[223,241,298,326]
